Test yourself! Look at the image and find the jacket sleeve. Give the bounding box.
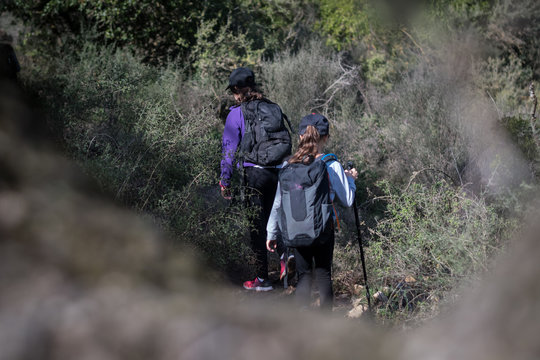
[220,107,243,187]
[327,161,356,207]
[266,182,282,240]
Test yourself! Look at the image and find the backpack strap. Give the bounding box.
[283,113,295,135]
[320,153,338,163]
[240,100,258,124]
[320,153,341,231]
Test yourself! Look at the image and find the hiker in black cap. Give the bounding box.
[266,113,358,309]
[220,67,293,291]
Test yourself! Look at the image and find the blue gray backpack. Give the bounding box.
[240,99,292,166]
[278,154,337,247]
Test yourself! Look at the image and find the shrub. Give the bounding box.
[10,4,534,328]
[472,55,538,178]
[368,66,471,187]
[20,42,254,275]
[261,40,361,129]
[334,180,509,325]
[315,0,371,51]
[473,54,533,116]
[2,0,312,65]
[487,0,540,79]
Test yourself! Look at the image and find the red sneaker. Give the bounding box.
[243,277,273,291]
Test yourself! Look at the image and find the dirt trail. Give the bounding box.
[231,269,356,317]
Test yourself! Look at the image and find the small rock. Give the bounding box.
[347,301,368,319]
[352,284,365,296]
[347,298,368,319]
[351,297,364,307]
[405,275,416,284]
[373,291,388,305]
[284,286,295,295]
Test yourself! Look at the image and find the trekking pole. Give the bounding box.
[347,161,372,312]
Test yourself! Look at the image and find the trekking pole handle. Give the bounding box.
[346,160,355,171]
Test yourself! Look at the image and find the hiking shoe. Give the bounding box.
[287,254,296,277]
[243,277,273,291]
[280,254,296,281]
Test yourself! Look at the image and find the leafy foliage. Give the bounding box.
[316,0,371,51]
[373,181,503,286]
[1,0,312,66]
[487,0,540,79]
[21,43,254,273]
[333,180,510,325]
[2,0,211,62]
[4,0,539,326]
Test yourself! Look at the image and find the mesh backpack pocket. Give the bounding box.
[289,183,307,221]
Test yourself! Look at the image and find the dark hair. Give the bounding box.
[232,86,264,104]
[288,125,321,164]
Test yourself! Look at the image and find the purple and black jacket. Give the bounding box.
[220,105,257,187]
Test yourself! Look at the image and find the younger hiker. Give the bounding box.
[220,67,293,291]
[266,113,357,309]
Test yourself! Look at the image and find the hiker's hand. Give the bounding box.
[345,168,358,180]
[221,187,232,200]
[220,182,232,200]
[266,239,277,252]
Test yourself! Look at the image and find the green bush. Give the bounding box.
[367,67,471,187]
[20,42,254,274]
[2,0,312,66]
[8,0,536,328]
[473,54,533,116]
[334,180,509,325]
[261,40,361,128]
[315,0,371,51]
[487,0,540,79]
[2,0,217,62]
[472,54,538,177]
[373,182,504,283]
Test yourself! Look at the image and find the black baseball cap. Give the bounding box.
[226,67,255,90]
[298,113,329,136]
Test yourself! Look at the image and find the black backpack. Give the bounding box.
[278,154,337,247]
[239,99,292,166]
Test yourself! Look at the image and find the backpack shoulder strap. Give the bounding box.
[320,153,341,230]
[282,112,294,135]
[240,100,262,138]
[320,153,338,164]
[240,99,260,119]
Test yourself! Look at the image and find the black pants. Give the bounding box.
[294,233,335,310]
[245,166,285,279]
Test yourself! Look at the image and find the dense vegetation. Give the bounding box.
[2,0,539,326]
